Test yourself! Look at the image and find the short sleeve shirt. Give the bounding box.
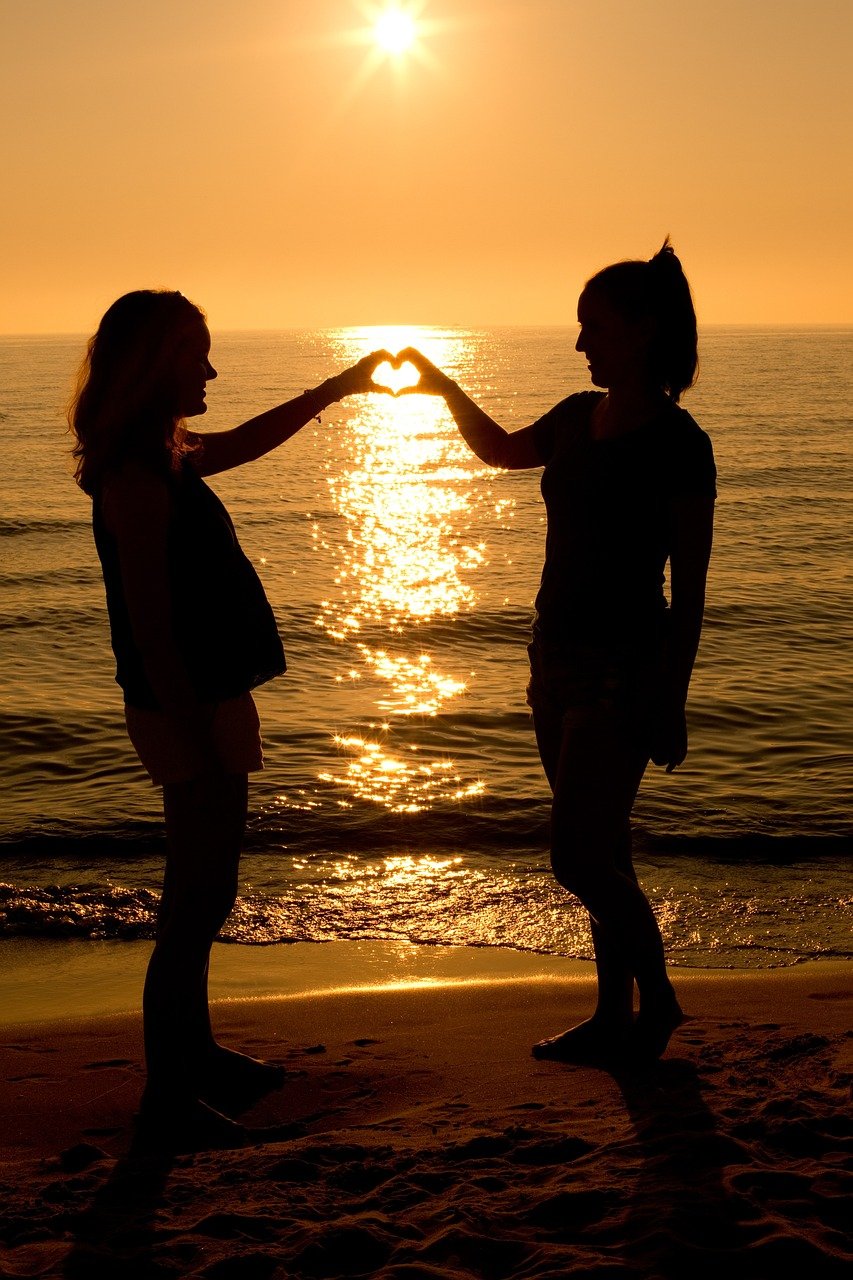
[531,391,716,651]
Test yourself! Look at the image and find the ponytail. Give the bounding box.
[646,238,698,401]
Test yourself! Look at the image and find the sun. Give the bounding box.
[374,8,417,55]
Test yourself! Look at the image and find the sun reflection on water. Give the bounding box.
[224,851,597,958]
[311,325,492,812]
[319,327,484,643]
[354,646,466,716]
[320,732,485,813]
[319,403,485,637]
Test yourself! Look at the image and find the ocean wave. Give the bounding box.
[0,812,849,863]
[639,832,852,861]
[311,607,535,650]
[1,870,849,968]
[0,516,86,537]
[0,601,105,631]
[0,565,99,593]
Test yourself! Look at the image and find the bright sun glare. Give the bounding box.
[374,8,417,54]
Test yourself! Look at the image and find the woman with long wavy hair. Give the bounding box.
[70,290,390,1147]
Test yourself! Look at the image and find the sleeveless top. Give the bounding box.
[531,391,717,652]
[93,461,286,709]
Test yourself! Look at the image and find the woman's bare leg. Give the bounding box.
[141,771,249,1137]
[531,698,633,1051]
[144,769,284,1123]
[532,705,682,1062]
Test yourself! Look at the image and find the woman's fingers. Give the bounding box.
[358,348,395,379]
[391,347,451,396]
[334,349,396,396]
[395,346,434,373]
[335,347,450,398]
[649,702,688,772]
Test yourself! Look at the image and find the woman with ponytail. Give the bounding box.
[398,241,715,1064]
[70,290,391,1147]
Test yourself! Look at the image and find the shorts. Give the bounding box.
[125,690,264,786]
[526,635,663,753]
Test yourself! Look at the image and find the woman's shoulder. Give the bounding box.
[532,390,602,460]
[534,389,602,426]
[657,402,717,493]
[551,390,603,421]
[658,401,713,449]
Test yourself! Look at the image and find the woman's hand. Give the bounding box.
[326,349,397,400]
[649,699,688,773]
[392,347,457,397]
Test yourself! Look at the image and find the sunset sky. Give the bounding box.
[1,0,850,333]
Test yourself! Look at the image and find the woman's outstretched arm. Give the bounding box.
[187,350,394,476]
[395,347,543,471]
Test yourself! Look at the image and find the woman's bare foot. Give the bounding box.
[532,1016,632,1063]
[203,1044,286,1084]
[631,991,685,1062]
[199,1044,286,1110]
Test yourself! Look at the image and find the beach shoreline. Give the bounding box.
[0,937,603,1028]
[4,934,849,1028]
[1,959,850,1277]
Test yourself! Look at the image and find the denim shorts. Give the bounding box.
[125,690,264,786]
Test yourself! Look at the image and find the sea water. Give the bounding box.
[1,325,850,970]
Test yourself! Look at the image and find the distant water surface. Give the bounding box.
[1,326,850,968]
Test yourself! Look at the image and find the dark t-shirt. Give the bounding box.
[93,462,286,709]
[531,391,716,651]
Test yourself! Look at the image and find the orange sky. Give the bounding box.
[1,0,850,333]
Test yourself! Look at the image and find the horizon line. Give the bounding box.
[2,320,851,340]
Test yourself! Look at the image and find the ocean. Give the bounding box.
[1,325,850,974]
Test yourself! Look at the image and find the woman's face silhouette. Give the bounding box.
[171,321,217,418]
[575,289,652,391]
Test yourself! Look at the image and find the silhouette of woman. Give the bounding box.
[70,291,392,1144]
[398,241,716,1063]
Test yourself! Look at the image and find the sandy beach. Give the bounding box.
[0,953,850,1279]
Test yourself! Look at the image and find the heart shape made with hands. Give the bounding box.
[372,355,421,395]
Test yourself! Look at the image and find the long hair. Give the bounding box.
[585,238,698,402]
[69,289,205,495]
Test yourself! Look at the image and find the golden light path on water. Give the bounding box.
[313,325,490,814]
[230,853,595,959]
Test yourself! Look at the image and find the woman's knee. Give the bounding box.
[159,878,238,943]
[550,793,634,876]
[163,772,248,840]
[549,821,594,890]
[549,846,604,902]
[549,813,626,901]
[198,876,239,930]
